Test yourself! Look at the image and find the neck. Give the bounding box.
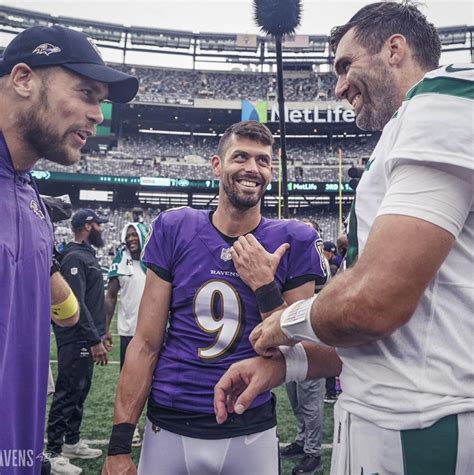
[398,63,429,104]
[74,232,89,244]
[0,110,40,171]
[213,197,262,237]
[131,250,141,260]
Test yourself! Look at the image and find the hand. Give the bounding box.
[91,342,108,365]
[102,455,136,475]
[214,355,286,424]
[231,234,289,291]
[103,331,113,352]
[250,309,296,356]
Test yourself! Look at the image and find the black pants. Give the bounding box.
[120,335,133,370]
[325,377,337,397]
[47,341,94,454]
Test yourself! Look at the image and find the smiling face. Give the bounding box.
[334,27,400,131]
[212,135,273,211]
[125,226,141,254]
[17,66,108,165]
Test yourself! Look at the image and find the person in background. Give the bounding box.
[105,221,149,447]
[47,209,110,473]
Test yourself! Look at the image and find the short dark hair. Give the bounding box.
[330,1,440,70]
[302,218,321,233]
[217,121,274,158]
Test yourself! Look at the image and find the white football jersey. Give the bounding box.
[338,64,474,430]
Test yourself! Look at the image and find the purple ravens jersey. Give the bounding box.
[143,208,325,414]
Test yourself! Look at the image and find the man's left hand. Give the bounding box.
[214,354,286,424]
[231,234,289,291]
[103,331,113,352]
[250,309,296,356]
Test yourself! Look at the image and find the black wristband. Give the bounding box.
[107,423,135,456]
[255,280,284,313]
[50,257,61,276]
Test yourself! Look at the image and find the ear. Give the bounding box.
[386,34,407,66]
[9,63,38,98]
[211,154,222,178]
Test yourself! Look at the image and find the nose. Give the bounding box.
[335,75,349,101]
[87,103,104,125]
[245,157,259,174]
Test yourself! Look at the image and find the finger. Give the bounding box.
[234,380,263,415]
[245,234,264,249]
[229,246,240,262]
[232,241,243,258]
[249,324,262,346]
[214,385,229,424]
[253,340,276,357]
[237,235,251,249]
[274,243,290,260]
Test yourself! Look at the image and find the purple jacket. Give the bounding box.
[0,132,53,474]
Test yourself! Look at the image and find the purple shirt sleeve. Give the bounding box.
[284,224,325,289]
[142,212,175,279]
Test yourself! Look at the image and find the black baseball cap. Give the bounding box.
[71,209,108,229]
[323,241,337,253]
[0,25,138,103]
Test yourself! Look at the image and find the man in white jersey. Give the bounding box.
[214,2,473,474]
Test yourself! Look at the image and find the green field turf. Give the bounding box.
[48,318,335,475]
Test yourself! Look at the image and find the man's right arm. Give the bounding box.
[102,269,171,474]
[104,277,120,350]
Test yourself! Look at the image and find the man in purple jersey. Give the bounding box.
[0,25,137,475]
[103,121,325,475]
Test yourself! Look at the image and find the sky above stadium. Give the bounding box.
[1,0,472,67]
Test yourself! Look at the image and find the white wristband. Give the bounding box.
[280,295,324,344]
[279,343,308,382]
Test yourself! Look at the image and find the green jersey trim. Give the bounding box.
[401,414,458,475]
[405,76,474,101]
[346,200,359,268]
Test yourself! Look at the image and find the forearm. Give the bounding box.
[311,269,381,347]
[113,271,172,424]
[261,280,315,321]
[104,295,117,331]
[260,302,287,320]
[303,343,342,380]
[113,337,159,425]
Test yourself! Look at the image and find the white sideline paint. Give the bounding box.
[49,360,121,365]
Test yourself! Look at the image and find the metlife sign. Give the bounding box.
[241,100,355,124]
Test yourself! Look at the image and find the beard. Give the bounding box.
[221,175,266,211]
[355,58,399,132]
[17,86,81,166]
[89,228,105,248]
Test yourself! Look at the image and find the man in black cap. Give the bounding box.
[46,208,110,473]
[0,23,137,475]
[323,241,343,276]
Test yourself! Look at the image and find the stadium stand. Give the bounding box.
[116,65,338,103]
[34,135,377,181]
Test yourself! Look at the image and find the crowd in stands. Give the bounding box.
[34,134,377,181]
[115,64,338,103]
